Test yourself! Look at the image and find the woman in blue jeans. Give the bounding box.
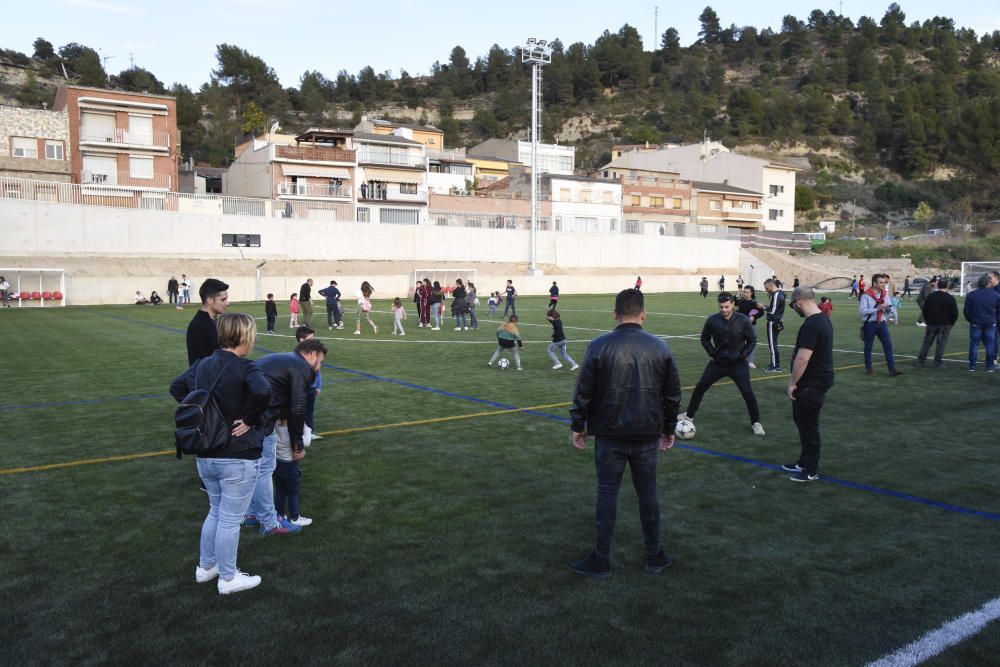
[170,313,272,595]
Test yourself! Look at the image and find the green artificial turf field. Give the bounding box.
[2,291,997,665]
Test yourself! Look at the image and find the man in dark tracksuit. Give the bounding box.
[682,292,764,436]
[763,278,786,372]
[318,280,343,330]
[916,279,958,367]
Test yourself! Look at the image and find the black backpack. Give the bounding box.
[174,357,236,459]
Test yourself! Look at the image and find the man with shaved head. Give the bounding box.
[782,286,834,483]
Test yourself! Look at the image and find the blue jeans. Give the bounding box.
[968,324,997,369]
[432,304,442,328]
[547,340,577,366]
[197,457,259,580]
[469,307,478,329]
[454,312,468,328]
[593,438,662,561]
[863,321,897,370]
[274,460,302,520]
[503,298,516,318]
[246,432,279,531]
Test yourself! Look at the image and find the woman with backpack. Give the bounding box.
[170,312,272,595]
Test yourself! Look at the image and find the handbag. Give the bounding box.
[174,357,236,459]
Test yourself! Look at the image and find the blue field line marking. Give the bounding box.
[0,394,169,411]
[676,443,1000,523]
[84,309,1000,522]
[85,309,188,335]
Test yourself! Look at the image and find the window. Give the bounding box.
[581,189,592,203]
[624,220,641,234]
[129,156,154,179]
[650,196,664,208]
[11,137,37,158]
[631,194,641,206]
[400,183,417,195]
[602,190,613,204]
[610,218,617,232]
[769,184,784,196]
[128,115,153,145]
[435,217,448,226]
[379,208,419,225]
[710,200,721,210]
[464,218,482,228]
[44,141,64,160]
[699,224,718,233]
[357,207,371,222]
[81,112,116,142]
[672,197,683,209]
[140,194,165,210]
[559,188,571,202]
[768,209,784,220]
[555,216,562,232]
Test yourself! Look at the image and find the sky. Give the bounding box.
[2,0,998,90]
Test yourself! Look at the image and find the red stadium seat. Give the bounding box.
[42,291,53,300]
[52,291,63,300]
[18,292,28,300]
[31,291,41,300]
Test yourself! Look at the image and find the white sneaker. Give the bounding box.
[329,326,333,330]
[916,322,926,327]
[372,324,378,334]
[195,564,218,583]
[463,327,469,330]
[552,363,563,370]
[217,570,261,595]
[354,330,361,335]
[399,332,405,336]
[289,516,313,526]
[680,413,693,422]
[570,364,579,371]
[431,327,440,331]
[752,422,766,436]
[748,362,757,369]
[454,326,462,330]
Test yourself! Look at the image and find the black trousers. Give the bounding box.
[767,320,782,368]
[792,386,827,475]
[686,360,760,423]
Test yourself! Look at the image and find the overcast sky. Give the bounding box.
[2,0,998,89]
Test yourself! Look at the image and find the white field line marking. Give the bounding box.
[866,596,1000,667]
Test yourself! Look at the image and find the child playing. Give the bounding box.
[488,292,499,317]
[289,292,299,328]
[354,280,377,335]
[273,419,312,528]
[265,293,277,333]
[488,315,524,370]
[889,291,902,324]
[546,310,579,371]
[818,296,834,318]
[392,297,407,336]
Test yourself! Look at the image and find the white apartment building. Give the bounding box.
[547,174,622,234]
[468,138,574,176]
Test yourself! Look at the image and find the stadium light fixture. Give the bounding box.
[522,37,553,275]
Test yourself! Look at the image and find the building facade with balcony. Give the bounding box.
[598,139,797,232]
[0,104,72,186]
[369,119,445,152]
[354,132,428,225]
[689,181,764,236]
[469,138,575,179]
[619,172,694,236]
[226,128,356,221]
[53,85,179,194]
[427,149,474,195]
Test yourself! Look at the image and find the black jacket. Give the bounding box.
[570,323,682,438]
[921,290,958,327]
[256,352,316,452]
[186,310,219,366]
[701,312,756,364]
[766,289,786,322]
[170,350,271,459]
[299,282,312,302]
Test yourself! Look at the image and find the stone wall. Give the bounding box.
[0,104,69,157]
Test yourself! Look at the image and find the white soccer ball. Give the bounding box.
[497,358,511,369]
[674,419,696,440]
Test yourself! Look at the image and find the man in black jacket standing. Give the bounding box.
[244,338,327,536]
[763,278,786,372]
[299,278,314,327]
[681,292,764,436]
[569,288,681,578]
[916,279,958,367]
[186,278,229,366]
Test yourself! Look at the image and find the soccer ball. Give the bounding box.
[497,358,510,369]
[674,419,696,440]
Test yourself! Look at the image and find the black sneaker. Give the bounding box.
[789,471,819,482]
[781,462,803,472]
[645,550,673,574]
[570,553,611,579]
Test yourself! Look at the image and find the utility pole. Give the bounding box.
[654,6,659,47]
[129,52,135,69]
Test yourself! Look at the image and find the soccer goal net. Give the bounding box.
[959,262,1000,296]
[411,268,478,297]
[0,267,66,307]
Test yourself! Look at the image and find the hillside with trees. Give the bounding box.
[2,4,999,228]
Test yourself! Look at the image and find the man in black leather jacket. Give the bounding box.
[245,338,327,536]
[681,292,765,436]
[569,288,681,578]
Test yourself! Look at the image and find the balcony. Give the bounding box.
[357,150,425,168]
[359,186,427,203]
[277,181,352,199]
[722,205,762,221]
[81,171,172,189]
[275,145,355,163]
[80,129,171,150]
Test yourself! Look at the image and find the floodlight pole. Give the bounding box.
[523,38,551,276]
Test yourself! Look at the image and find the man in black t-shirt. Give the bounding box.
[186,278,230,366]
[783,286,834,482]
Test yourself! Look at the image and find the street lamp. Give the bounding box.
[522,37,552,275]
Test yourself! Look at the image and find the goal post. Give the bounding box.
[0,267,66,307]
[411,268,478,297]
[959,262,1000,296]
